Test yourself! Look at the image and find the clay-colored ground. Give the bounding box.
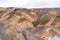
[0,7,60,40]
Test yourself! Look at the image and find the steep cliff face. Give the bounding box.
[0,8,60,40]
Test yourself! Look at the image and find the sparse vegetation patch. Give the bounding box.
[32,18,49,26]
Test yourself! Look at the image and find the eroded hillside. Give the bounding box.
[0,7,60,40]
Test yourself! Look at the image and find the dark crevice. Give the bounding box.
[23,32,28,40]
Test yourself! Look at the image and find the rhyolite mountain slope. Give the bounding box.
[0,7,60,40]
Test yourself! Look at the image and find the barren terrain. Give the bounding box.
[0,7,60,40]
